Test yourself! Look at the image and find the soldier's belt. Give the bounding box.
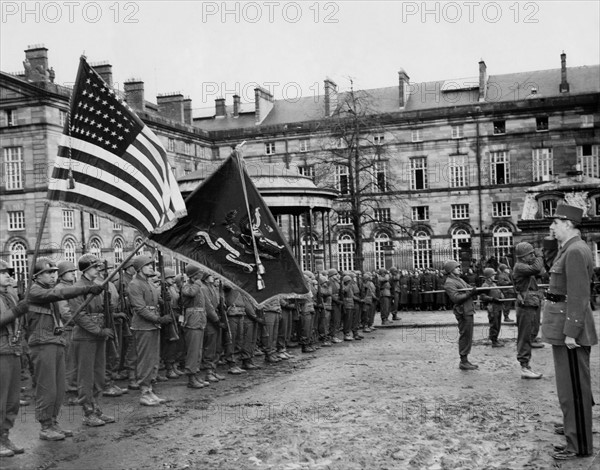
[545,292,566,302]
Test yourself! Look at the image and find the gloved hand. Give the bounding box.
[157,315,173,324]
[469,287,479,298]
[101,328,115,339]
[13,300,29,317]
[87,285,104,296]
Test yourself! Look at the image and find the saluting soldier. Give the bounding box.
[26,258,104,440]
[128,255,172,406]
[69,255,116,427]
[0,261,28,457]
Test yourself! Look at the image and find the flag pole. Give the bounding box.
[234,143,265,290]
[61,238,148,328]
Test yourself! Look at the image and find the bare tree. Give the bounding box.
[310,80,410,271]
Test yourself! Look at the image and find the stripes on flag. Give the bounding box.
[47,56,186,234]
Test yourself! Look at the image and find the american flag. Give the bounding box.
[47,57,186,234]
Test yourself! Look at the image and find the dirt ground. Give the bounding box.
[4,311,600,470]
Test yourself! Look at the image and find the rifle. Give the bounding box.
[218,283,233,345]
[421,284,549,295]
[103,260,120,356]
[157,251,180,342]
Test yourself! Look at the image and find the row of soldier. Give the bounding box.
[0,254,516,456]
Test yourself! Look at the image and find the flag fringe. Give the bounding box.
[152,209,188,234]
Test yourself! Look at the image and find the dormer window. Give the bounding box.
[536,116,548,131]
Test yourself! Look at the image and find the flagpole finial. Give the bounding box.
[81,51,87,60]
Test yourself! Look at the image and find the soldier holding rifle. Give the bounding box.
[69,255,117,426]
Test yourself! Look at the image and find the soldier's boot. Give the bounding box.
[51,418,73,437]
[139,387,159,406]
[127,370,140,390]
[103,381,123,397]
[149,388,167,404]
[94,406,115,424]
[39,420,66,440]
[82,406,105,427]
[0,442,14,457]
[165,365,179,379]
[187,374,205,389]
[0,431,24,454]
[205,371,220,383]
[172,364,185,376]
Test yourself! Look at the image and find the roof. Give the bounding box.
[194,65,600,131]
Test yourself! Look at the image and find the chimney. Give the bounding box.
[233,95,240,118]
[254,87,274,124]
[183,98,192,124]
[215,98,226,118]
[157,93,184,122]
[559,51,570,93]
[91,62,113,86]
[398,69,410,108]
[324,78,338,117]
[124,79,145,111]
[478,60,487,102]
[24,44,49,82]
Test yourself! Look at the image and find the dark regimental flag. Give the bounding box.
[149,153,308,305]
[47,57,186,234]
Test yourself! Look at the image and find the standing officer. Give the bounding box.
[0,261,28,456]
[69,254,116,426]
[497,264,514,323]
[542,205,597,461]
[443,260,479,370]
[26,258,103,440]
[513,242,545,379]
[128,255,172,406]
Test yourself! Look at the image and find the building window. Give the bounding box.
[451,125,463,139]
[113,238,124,264]
[298,164,315,181]
[113,221,122,230]
[448,155,468,187]
[59,110,67,127]
[301,234,318,272]
[63,238,77,264]
[541,199,558,217]
[536,116,548,131]
[265,142,275,155]
[7,211,25,230]
[6,109,15,127]
[335,165,349,195]
[3,147,23,190]
[374,232,390,270]
[451,204,469,219]
[337,210,352,226]
[411,129,422,142]
[89,213,99,230]
[492,226,513,260]
[412,206,429,221]
[374,208,391,223]
[167,138,175,152]
[451,228,471,261]
[299,139,310,152]
[493,120,506,134]
[88,238,102,258]
[335,137,345,149]
[372,160,388,192]
[492,201,511,217]
[9,241,28,285]
[410,157,428,190]
[337,234,355,272]
[532,148,553,182]
[581,115,594,128]
[577,145,599,178]
[413,230,432,270]
[184,142,191,155]
[490,151,510,185]
[275,214,283,228]
[62,210,74,229]
[373,134,384,146]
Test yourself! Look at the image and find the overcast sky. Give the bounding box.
[1,1,599,116]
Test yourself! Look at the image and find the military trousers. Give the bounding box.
[262,311,280,356]
[454,313,474,360]
[516,305,536,367]
[380,297,391,321]
[0,354,21,433]
[133,330,160,388]
[487,305,502,342]
[64,329,77,393]
[225,316,244,365]
[277,308,293,351]
[201,323,219,372]
[329,303,342,338]
[73,339,106,413]
[183,328,204,375]
[30,343,65,424]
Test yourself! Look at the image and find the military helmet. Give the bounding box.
[132,255,153,272]
[515,242,534,258]
[78,254,101,273]
[185,264,202,279]
[483,268,496,278]
[57,261,77,277]
[33,258,58,278]
[443,260,460,274]
[498,263,508,271]
[0,260,15,276]
[164,268,176,279]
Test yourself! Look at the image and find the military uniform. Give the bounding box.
[181,274,209,388]
[479,269,504,347]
